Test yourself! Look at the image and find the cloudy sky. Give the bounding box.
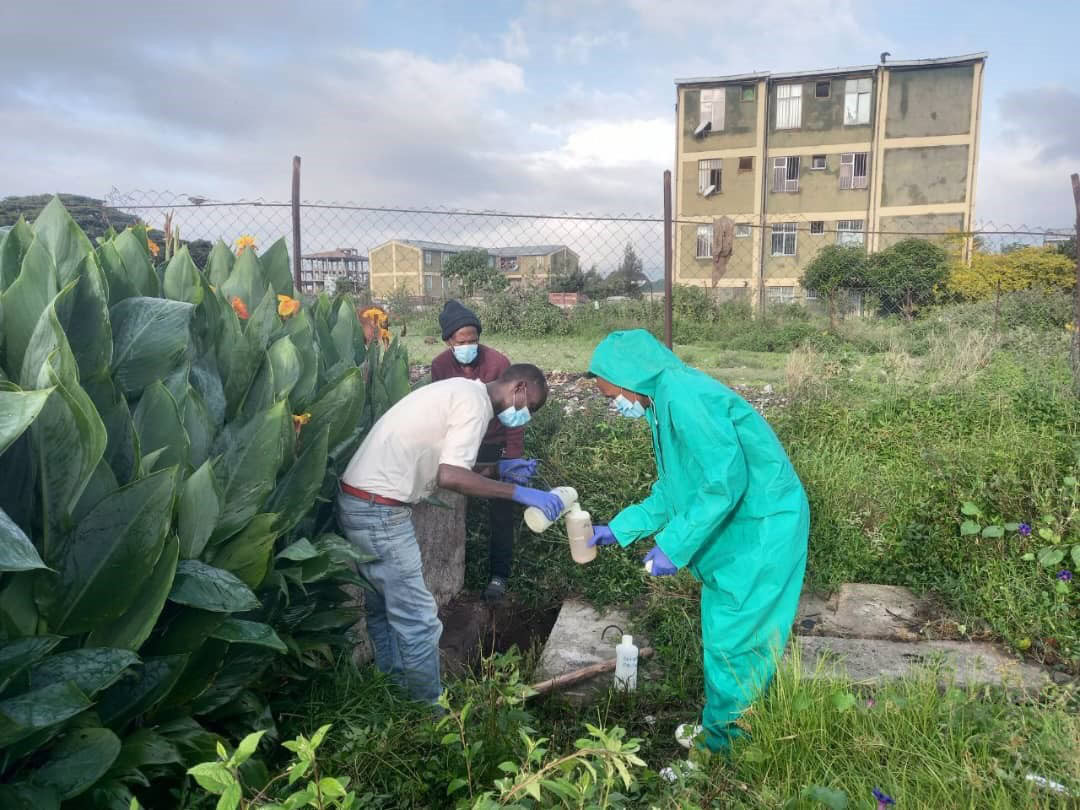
[3,1,1078,228]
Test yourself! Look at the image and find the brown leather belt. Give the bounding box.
[341,482,406,507]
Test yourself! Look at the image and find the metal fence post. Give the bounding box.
[292,156,302,291]
[663,169,673,349]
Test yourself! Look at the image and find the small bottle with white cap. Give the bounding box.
[614,634,638,691]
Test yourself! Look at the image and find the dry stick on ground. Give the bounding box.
[528,647,654,697]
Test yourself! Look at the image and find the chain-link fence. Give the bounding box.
[101,188,1076,323]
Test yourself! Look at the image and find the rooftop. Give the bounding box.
[489,245,569,257]
[401,239,484,253]
[675,52,987,86]
[302,248,367,260]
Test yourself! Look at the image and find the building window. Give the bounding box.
[811,154,827,170]
[499,256,518,272]
[735,223,752,238]
[699,88,725,132]
[844,78,872,125]
[767,286,797,304]
[424,251,432,266]
[770,223,797,256]
[815,80,831,98]
[776,83,802,129]
[805,288,820,300]
[839,152,869,189]
[772,156,800,193]
[741,85,756,102]
[836,219,866,247]
[488,255,495,268]
[738,156,754,172]
[810,221,825,235]
[696,225,714,259]
[424,275,434,293]
[698,159,722,195]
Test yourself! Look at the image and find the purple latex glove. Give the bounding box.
[497,458,539,485]
[644,544,677,576]
[588,525,617,547]
[511,486,564,521]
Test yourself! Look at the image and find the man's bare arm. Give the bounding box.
[437,464,516,499]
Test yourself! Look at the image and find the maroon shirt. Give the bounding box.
[430,344,525,458]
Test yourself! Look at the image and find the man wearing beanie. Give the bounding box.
[431,300,537,601]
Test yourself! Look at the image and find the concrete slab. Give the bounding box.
[796,584,930,641]
[795,636,1052,690]
[534,598,651,704]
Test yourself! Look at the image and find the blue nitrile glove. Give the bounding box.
[644,544,678,576]
[588,525,618,547]
[497,458,539,485]
[511,486,564,521]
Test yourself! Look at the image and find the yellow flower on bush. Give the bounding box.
[292,412,312,435]
[235,235,257,255]
[147,238,160,257]
[1067,322,1076,333]
[230,296,249,320]
[277,294,301,318]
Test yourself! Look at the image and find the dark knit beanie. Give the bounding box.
[439,299,482,341]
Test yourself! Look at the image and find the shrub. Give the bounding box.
[868,238,950,320]
[0,198,411,807]
[800,245,870,329]
[949,245,1075,301]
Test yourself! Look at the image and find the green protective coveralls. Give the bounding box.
[589,330,809,751]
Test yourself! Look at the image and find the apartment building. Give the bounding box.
[673,52,985,307]
[299,247,368,294]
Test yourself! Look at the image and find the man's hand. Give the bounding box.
[497,458,539,485]
[510,487,564,521]
[587,526,617,547]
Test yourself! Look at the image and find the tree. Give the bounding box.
[443,249,509,296]
[603,243,648,298]
[869,238,950,320]
[0,193,139,240]
[800,244,869,328]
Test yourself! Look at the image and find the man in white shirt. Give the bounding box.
[337,363,562,705]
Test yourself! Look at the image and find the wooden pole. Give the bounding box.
[663,171,673,349]
[292,156,302,292]
[527,647,654,697]
[1071,173,1080,395]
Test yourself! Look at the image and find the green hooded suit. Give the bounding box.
[589,330,808,751]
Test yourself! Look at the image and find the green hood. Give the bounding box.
[588,330,683,397]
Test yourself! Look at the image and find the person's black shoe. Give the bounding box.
[484,577,507,602]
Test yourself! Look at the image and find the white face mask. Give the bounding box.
[452,344,479,364]
[613,394,646,419]
[497,387,531,428]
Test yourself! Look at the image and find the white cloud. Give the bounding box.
[526,118,670,171]
[553,30,630,65]
[501,20,531,61]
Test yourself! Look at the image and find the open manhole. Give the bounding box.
[438,594,559,678]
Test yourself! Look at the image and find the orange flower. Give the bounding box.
[230,296,249,320]
[292,412,311,435]
[277,294,300,318]
[234,235,257,255]
[147,238,160,257]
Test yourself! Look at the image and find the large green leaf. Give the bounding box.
[55,255,112,382]
[330,299,356,368]
[211,619,287,653]
[268,335,301,401]
[260,237,294,296]
[72,457,119,524]
[133,381,189,472]
[0,217,33,291]
[32,359,108,557]
[96,241,139,305]
[163,245,205,306]
[108,727,182,775]
[159,638,227,705]
[219,247,264,320]
[86,535,178,651]
[264,426,329,535]
[109,297,193,397]
[31,196,95,288]
[244,284,280,355]
[0,635,62,689]
[97,653,189,728]
[0,573,42,638]
[303,367,365,455]
[31,727,122,800]
[64,781,134,810]
[209,513,281,588]
[20,279,80,389]
[0,387,52,456]
[239,351,276,423]
[178,462,221,560]
[112,228,159,298]
[211,401,287,541]
[0,783,60,810]
[84,378,140,485]
[2,238,58,374]
[29,648,139,697]
[182,385,214,469]
[217,299,259,419]
[168,560,260,612]
[0,681,91,747]
[48,467,177,634]
[0,507,47,573]
[190,357,226,431]
[285,311,318,408]
[206,239,235,286]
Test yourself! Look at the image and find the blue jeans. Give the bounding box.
[336,494,443,704]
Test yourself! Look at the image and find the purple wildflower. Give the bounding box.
[1058,570,1073,582]
[1018,523,1032,536]
[873,788,896,809]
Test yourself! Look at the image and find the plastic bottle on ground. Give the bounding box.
[614,634,638,691]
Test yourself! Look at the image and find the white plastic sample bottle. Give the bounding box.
[565,504,595,564]
[523,486,579,533]
[614,634,639,691]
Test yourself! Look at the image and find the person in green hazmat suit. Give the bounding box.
[586,329,809,752]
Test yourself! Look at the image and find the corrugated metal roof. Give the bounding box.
[401,239,483,252]
[489,245,569,257]
[675,52,987,86]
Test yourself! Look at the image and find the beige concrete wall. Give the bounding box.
[766,152,872,215]
[370,241,422,296]
[681,85,759,153]
[881,145,969,206]
[680,157,757,215]
[769,76,876,149]
[676,222,756,283]
[885,65,974,138]
[877,212,965,249]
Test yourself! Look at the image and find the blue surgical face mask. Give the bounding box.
[498,387,531,428]
[614,394,646,419]
[452,343,478,365]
